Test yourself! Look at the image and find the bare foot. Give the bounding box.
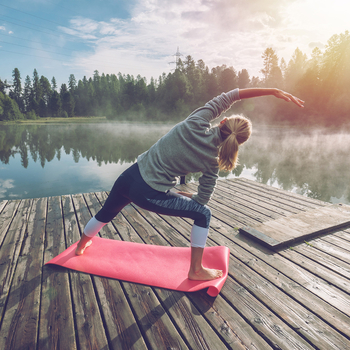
[75,240,92,255]
[188,267,223,281]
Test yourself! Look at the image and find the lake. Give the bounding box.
[1,122,349,205]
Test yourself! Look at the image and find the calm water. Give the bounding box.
[1,122,350,205]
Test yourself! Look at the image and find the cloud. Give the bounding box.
[0,26,5,31]
[61,0,333,80]
[309,41,325,49]
[0,178,15,199]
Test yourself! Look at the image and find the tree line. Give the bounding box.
[1,30,349,125]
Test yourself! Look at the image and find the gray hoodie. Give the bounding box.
[137,88,241,205]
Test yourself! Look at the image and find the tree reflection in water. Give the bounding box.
[0,123,349,204]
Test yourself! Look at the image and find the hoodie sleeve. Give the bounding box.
[191,169,219,205]
[187,88,241,124]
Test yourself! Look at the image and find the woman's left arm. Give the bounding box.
[176,191,193,198]
[238,88,304,108]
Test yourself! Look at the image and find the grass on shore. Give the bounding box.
[1,116,108,124]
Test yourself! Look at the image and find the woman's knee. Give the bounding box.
[194,204,211,228]
[203,205,212,226]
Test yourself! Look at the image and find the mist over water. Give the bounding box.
[234,126,350,204]
[0,122,349,205]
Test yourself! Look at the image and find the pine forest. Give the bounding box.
[1,31,349,126]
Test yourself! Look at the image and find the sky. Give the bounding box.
[0,0,349,88]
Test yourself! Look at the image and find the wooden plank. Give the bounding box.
[95,195,191,350]
[335,228,350,243]
[156,211,350,350]
[186,182,271,223]
[174,185,350,342]
[207,183,280,221]
[207,219,350,339]
[133,205,274,350]
[225,179,314,211]
[118,200,243,350]
[235,178,327,207]
[279,246,350,295]
[178,183,350,323]
[240,205,350,248]
[226,247,350,349]
[143,210,318,350]
[215,181,296,217]
[0,199,32,324]
[0,200,7,214]
[185,183,264,227]
[83,192,148,350]
[0,178,349,350]
[0,198,46,350]
[292,243,350,280]
[306,238,350,264]
[62,194,109,350]
[39,196,77,350]
[322,234,350,254]
[0,200,21,246]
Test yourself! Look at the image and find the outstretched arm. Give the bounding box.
[238,88,304,108]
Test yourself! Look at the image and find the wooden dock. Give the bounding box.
[0,178,350,350]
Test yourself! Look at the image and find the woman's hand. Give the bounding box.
[176,191,193,198]
[274,89,305,108]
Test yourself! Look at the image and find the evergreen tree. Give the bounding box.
[31,69,42,115]
[204,70,219,99]
[0,79,10,94]
[284,48,308,92]
[0,79,6,94]
[238,69,250,89]
[297,47,322,110]
[23,75,32,113]
[269,65,283,88]
[319,30,350,119]
[40,76,52,117]
[0,92,23,121]
[68,74,77,92]
[219,67,237,92]
[32,69,42,101]
[1,36,348,124]
[10,68,23,112]
[49,91,62,118]
[250,76,261,87]
[60,83,75,117]
[261,48,279,87]
[51,77,57,91]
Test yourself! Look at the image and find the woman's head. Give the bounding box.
[218,115,252,171]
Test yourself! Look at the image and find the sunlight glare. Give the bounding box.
[286,0,350,35]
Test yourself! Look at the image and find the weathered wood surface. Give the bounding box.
[240,204,350,248]
[0,178,350,349]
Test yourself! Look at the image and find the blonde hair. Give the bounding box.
[218,115,252,171]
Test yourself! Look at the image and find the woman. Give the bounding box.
[75,87,304,281]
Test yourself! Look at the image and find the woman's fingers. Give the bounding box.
[277,90,304,108]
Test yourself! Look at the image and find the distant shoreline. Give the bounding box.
[0,116,107,124]
[0,116,176,126]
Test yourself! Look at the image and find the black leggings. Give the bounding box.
[95,163,211,229]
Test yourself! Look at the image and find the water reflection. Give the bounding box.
[0,123,349,204]
[0,123,173,168]
[234,126,350,204]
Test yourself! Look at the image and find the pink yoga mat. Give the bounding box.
[46,237,230,297]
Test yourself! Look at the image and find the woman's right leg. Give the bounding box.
[75,165,135,255]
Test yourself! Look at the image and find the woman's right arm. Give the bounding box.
[238,88,305,108]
